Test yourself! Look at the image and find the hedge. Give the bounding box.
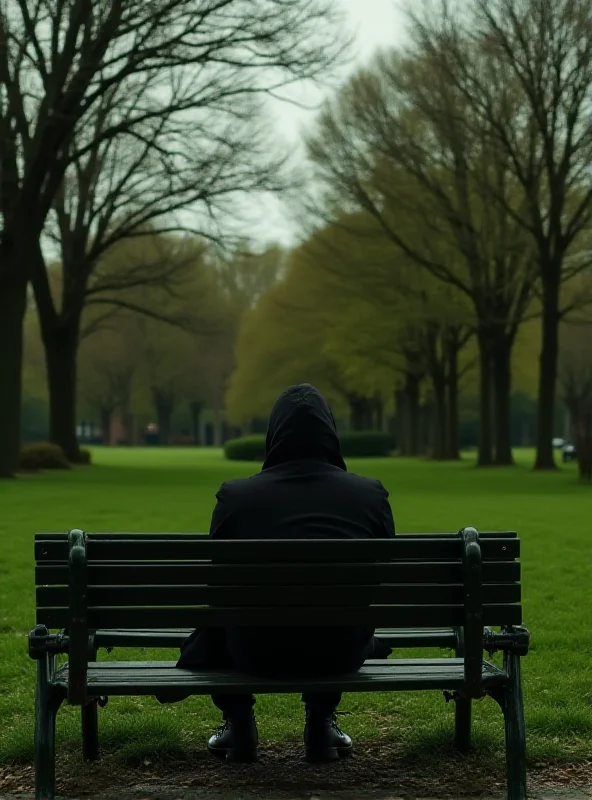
[340,432,394,457]
[224,435,267,462]
[224,431,394,462]
[19,443,70,471]
[77,448,92,465]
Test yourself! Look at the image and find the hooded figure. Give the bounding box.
[178,384,395,763]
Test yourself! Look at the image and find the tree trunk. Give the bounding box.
[395,389,408,454]
[349,396,376,430]
[407,374,422,456]
[431,376,448,459]
[492,343,514,466]
[535,278,560,470]
[190,401,203,445]
[575,413,592,482]
[364,399,374,430]
[476,335,494,466]
[42,319,82,463]
[398,374,422,455]
[447,343,460,460]
[100,408,113,444]
[156,403,174,446]
[121,412,134,445]
[374,396,384,432]
[152,388,174,446]
[0,274,28,477]
[349,396,366,432]
[420,402,434,454]
[213,407,222,446]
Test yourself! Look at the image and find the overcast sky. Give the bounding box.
[245,0,407,246]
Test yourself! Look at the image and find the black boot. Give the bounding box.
[208,712,258,763]
[304,710,353,763]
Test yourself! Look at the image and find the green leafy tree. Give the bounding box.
[407,0,592,468]
[294,214,475,457]
[307,44,537,465]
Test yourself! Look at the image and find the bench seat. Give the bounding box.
[52,658,508,696]
[91,627,460,650]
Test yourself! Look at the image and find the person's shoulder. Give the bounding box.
[216,471,266,499]
[340,470,389,498]
[215,476,250,500]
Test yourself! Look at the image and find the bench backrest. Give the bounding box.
[35,529,521,631]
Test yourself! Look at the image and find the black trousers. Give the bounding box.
[177,627,391,717]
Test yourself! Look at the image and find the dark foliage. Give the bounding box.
[19,443,70,471]
[224,432,394,461]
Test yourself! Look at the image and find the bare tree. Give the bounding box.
[32,63,285,462]
[407,0,592,468]
[0,0,347,477]
[307,47,537,466]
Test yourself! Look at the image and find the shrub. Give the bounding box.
[77,448,92,466]
[19,443,70,471]
[225,435,266,462]
[340,432,394,457]
[224,431,394,461]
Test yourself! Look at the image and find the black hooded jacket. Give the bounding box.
[210,384,395,541]
[179,385,395,675]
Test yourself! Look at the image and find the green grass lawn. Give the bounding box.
[0,447,591,771]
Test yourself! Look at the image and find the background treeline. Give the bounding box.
[21,220,591,469]
[4,0,592,477]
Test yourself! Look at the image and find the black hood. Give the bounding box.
[262,384,346,471]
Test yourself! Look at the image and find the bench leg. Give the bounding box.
[454,630,472,752]
[82,639,99,761]
[82,700,99,762]
[453,696,472,753]
[491,652,527,800]
[35,655,64,800]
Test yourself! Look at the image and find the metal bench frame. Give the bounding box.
[30,528,530,800]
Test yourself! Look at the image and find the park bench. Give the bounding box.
[30,528,530,800]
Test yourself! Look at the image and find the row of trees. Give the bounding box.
[6,0,592,475]
[23,242,284,447]
[224,0,592,472]
[0,0,346,477]
[22,199,586,466]
[300,0,592,469]
[224,216,551,456]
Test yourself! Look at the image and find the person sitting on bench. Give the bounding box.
[178,383,396,763]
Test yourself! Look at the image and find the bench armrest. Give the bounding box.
[459,527,484,698]
[484,626,530,657]
[28,626,70,659]
[68,529,89,705]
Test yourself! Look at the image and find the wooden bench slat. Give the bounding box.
[35,560,520,586]
[36,583,521,607]
[50,658,507,695]
[34,537,519,562]
[91,627,460,649]
[35,531,518,541]
[37,603,522,629]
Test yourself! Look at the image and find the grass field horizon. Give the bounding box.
[1,446,590,773]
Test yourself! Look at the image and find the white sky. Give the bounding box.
[245,0,407,246]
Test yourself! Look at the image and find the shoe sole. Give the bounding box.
[207,744,258,763]
[305,745,353,763]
